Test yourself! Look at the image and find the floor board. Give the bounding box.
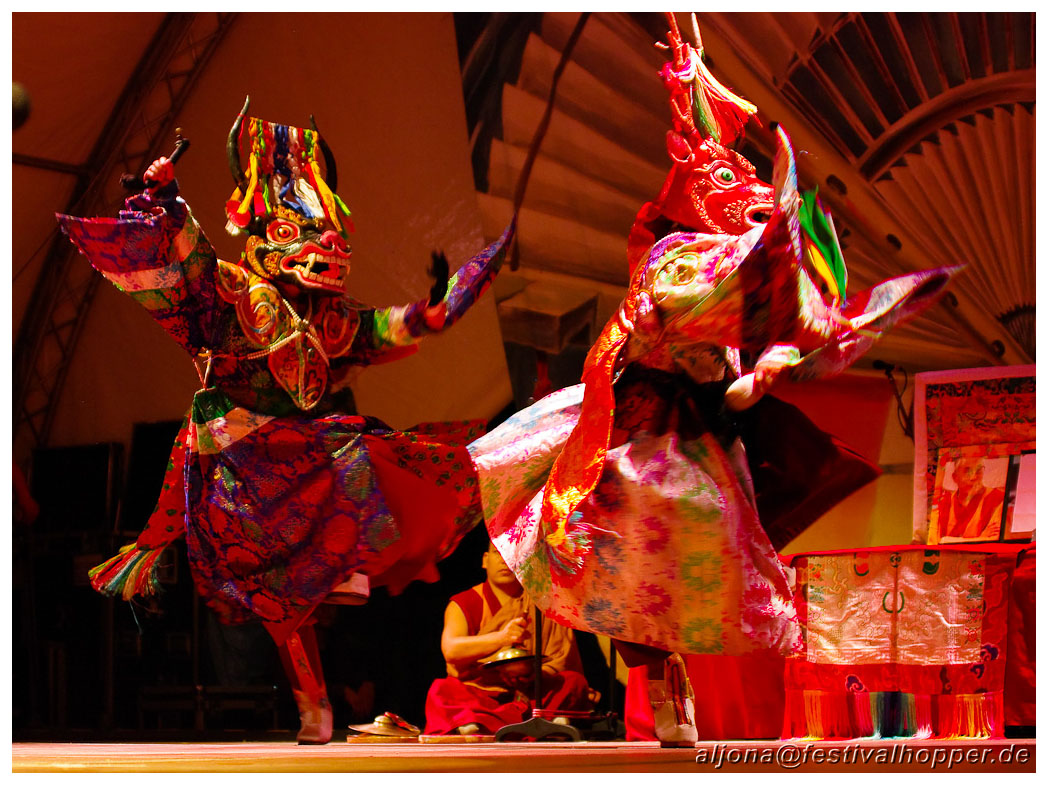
[12,739,1035,773]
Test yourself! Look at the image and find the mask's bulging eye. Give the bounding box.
[713,166,737,185]
[268,220,301,244]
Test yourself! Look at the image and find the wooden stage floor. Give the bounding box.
[12,738,1036,773]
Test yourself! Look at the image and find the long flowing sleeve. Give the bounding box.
[57,181,220,356]
[639,124,959,388]
[344,221,514,364]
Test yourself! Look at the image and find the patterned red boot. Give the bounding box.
[279,626,333,744]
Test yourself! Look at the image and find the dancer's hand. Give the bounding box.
[428,250,449,307]
[724,344,799,411]
[144,156,174,189]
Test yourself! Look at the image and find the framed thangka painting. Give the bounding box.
[913,365,1035,544]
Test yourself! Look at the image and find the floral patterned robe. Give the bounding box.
[467,129,955,658]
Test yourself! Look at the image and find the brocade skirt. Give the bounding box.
[469,365,801,657]
[184,389,483,642]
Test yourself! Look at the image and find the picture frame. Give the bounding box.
[1001,450,1036,540]
[912,365,1035,544]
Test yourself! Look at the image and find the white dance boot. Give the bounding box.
[649,653,697,747]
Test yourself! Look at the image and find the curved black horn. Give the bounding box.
[310,114,337,193]
[227,95,250,189]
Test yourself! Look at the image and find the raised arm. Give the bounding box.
[350,222,514,361]
[635,126,957,411]
[57,156,220,356]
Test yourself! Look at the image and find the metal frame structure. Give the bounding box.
[13,12,238,468]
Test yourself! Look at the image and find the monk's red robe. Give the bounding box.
[424,581,592,735]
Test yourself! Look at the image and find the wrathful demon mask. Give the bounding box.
[225,97,354,295]
[657,134,773,236]
[627,15,774,270]
[627,14,849,304]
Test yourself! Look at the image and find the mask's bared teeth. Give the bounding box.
[283,249,348,290]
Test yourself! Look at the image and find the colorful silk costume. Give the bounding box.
[468,23,958,660]
[59,107,511,644]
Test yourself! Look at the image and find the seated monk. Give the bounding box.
[424,541,595,735]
